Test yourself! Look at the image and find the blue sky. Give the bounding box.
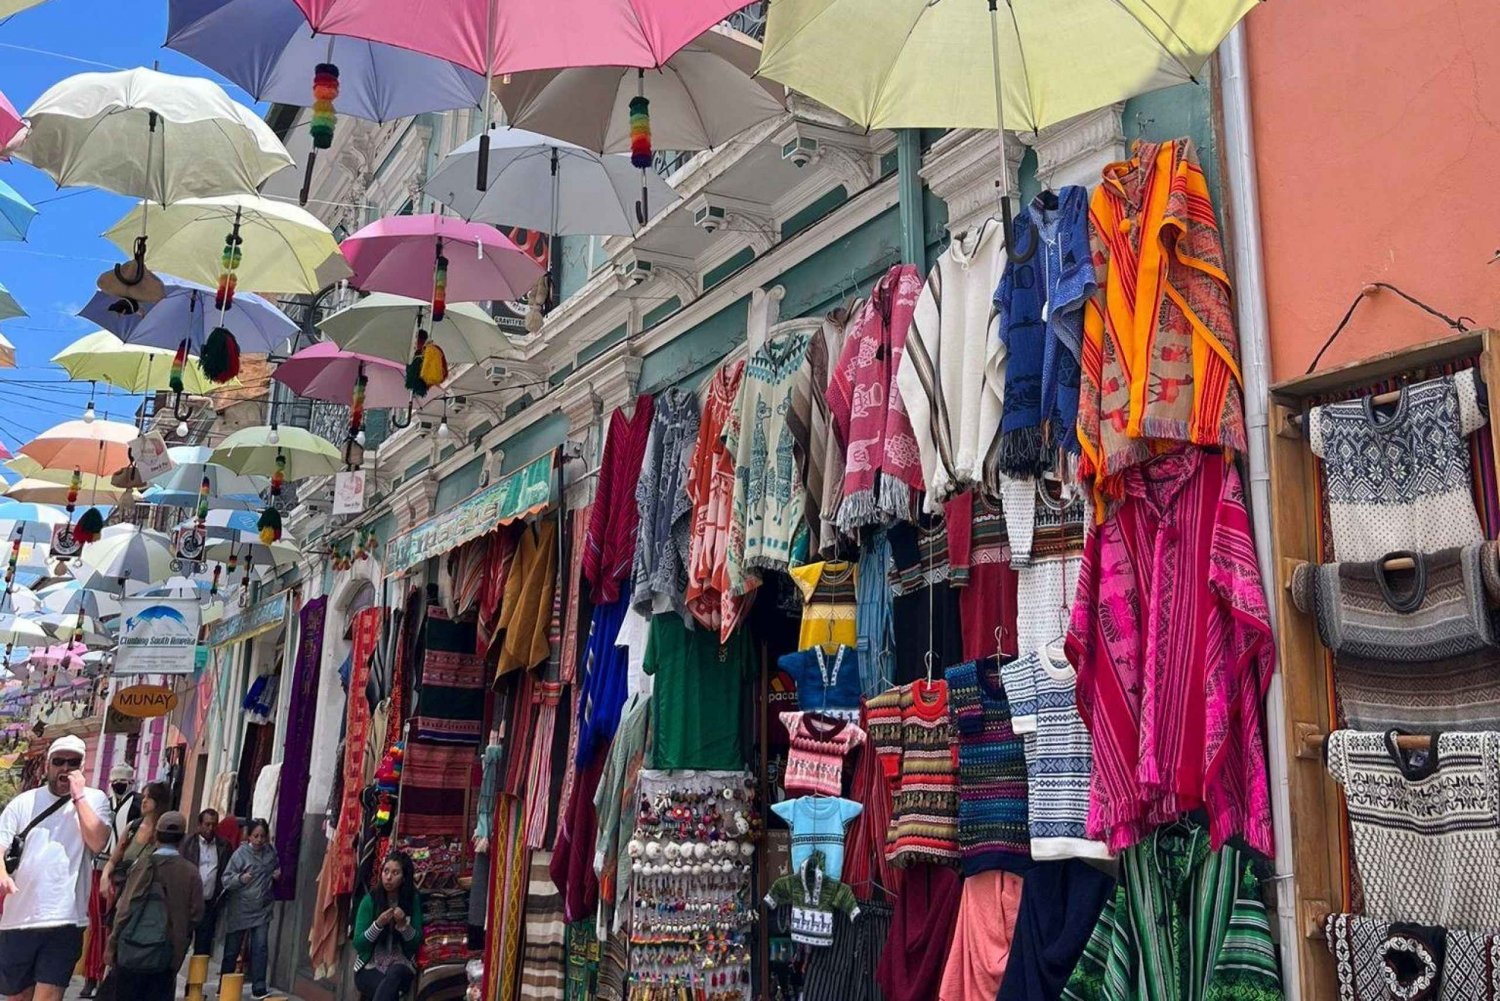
[0,0,265,452]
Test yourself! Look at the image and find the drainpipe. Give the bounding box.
[896,129,926,266]
[1219,24,1302,999]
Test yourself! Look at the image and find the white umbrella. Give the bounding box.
[77,525,175,587]
[205,537,303,568]
[319,292,512,366]
[424,129,679,236]
[37,612,113,648]
[15,68,293,203]
[36,581,120,621]
[105,195,352,295]
[0,585,41,616]
[0,615,48,648]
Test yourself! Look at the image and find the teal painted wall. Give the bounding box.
[577,323,628,368]
[556,235,600,301]
[497,412,568,474]
[436,453,485,509]
[639,294,749,394]
[704,247,756,290]
[643,296,682,331]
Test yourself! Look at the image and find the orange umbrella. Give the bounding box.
[19,419,137,477]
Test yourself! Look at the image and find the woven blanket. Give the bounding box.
[412,611,486,746]
[332,606,380,895]
[399,744,473,838]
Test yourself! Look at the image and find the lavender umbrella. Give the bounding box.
[79,273,298,353]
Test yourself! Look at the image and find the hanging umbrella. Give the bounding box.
[19,420,137,476]
[5,479,128,505]
[79,274,298,353]
[0,178,36,242]
[319,292,511,366]
[36,580,121,622]
[6,457,120,494]
[273,341,413,407]
[0,281,25,323]
[77,525,175,586]
[105,194,351,295]
[210,426,342,480]
[494,26,784,155]
[0,90,25,154]
[0,615,48,648]
[0,0,51,20]
[424,128,678,236]
[144,446,268,511]
[0,502,68,545]
[205,536,303,567]
[51,331,232,395]
[14,68,293,203]
[341,214,542,302]
[26,641,93,669]
[0,585,41,616]
[180,509,262,540]
[37,612,112,648]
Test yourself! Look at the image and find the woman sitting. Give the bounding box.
[353,851,424,1001]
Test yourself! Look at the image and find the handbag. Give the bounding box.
[4,794,69,874]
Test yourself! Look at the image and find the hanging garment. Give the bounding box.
[899,218,1006,508]
[574,594,632,765]
[763,851,862,948]
[828,264,925,531]
[1001,645,1112,862]
[994,187,1095,479]
[582,394,654,603]
[780,711,865,797]
[1292,544,1500,732]
[802,902,892,1001]
[642,614,753,770]
[778,645,862,722]
[855,527,895,697]
[1326,730,1500,928]
[725,331,814,596]
[523,681,572,850]
[521,852,567,1001]
[1324,913,1500,1001]
[1062,823,1283,1001]
[684,359,747,639]
[790,559,859,650]
[591,694,650,937]
[628,387,699,618]
[1309,369,1488,562]
[771,796,864,883]
[1079,138,1246,502]
[946,490,1019,661]
[875,862,963,1001]
[842,701,898,903]
[938,869,1024,1001]
[411,612,486,746]
[997,859,1117,1001]
[867,678,961,867]
[1068,447,1275,856]
[478,528,518,659]
[549,749,606,924]
[944,657,1031,875]
[789,310,851,556]
[332,606,381,895]
[496,518,559,677]
[559,507,589,685]
[887,515,964,682]
[272,595,325,898]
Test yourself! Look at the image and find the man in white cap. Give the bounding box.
[107,763,141,844]
[0,735,112,1001]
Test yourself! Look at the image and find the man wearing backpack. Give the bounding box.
[107,811,204,1001]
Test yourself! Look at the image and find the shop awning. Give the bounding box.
[384,450,556,575]
[204,590,290,649]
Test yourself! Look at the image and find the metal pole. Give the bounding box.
[987,1,1015,243]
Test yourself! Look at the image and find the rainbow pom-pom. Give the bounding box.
[310,63,339,149]
[629,95,652,169]
[431,253,448,323]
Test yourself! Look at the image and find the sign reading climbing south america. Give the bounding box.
[115,597,200,675]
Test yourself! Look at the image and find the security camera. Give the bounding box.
[781,136,820,169]
[614,256,652,286]
[448,395,468,416]
[486,363,510,385]
[689,195,726,234]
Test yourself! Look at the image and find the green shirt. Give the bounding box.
[1063,823,1283,1001]
[642,615,752,770]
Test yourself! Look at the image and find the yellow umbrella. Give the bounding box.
[5,478,129,505]
[757,0,1257,131]
[6,457,118,491]
[52,331,237,394]
[209,425,341,480]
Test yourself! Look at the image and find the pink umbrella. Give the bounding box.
[341,214,543,303]
[0,90,24,156]
[29,641,88,669]
[273,341,413,408]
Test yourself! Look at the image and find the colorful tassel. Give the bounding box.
[419,341,447,389]
[210,563,221,598]
[348,369,366,441]
[226,551,238,576]
[405,328,431,394]
[169,339,188,395]
[65,467,80,516]
[271,450,286,498]
[73,507,103,544]
[310,63,339,150]
[195,473,210,525]
[215,230,242,311]
[629,94,652,169]
[431,248,448,323]
[257,505,282,545]
[5,532,20,588]
[201,326,240,383]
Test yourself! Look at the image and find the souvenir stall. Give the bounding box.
[442,135,1288,1001]
[1269,325,1500,999]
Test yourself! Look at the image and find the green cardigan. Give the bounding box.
[352,890,424,971]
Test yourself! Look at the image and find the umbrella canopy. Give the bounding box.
[210,426,342,480]
[79,274,298,354]
[0,586,41,617]
[273,341,412,407]
[757,0,1257,132]
[0,615,48,648]
[105,195,352,295]
[77,525,175,586]
[0,281,25,323]
[145,446,268,510]
[424,128,678,235]
[0,502,69,545]
[19,419,137,476]
[180,509,262,539]
[15,68,294,202]
[7,457,121,491]
[27,641,93,669]
[0,90,24,154]
[167,0,487,124]
[495,26,784,154]
[0,0,50,20]
[291,0,748,76]
[319,292,510,366]
[52,331,232,395]
[36,581,120,621]
[5,479,128,505]
[0,178,36,242]
[37,612,112,648]
[341,214,542,302]
[204,536,303,567]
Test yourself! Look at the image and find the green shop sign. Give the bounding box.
[205,591,289,649]
[384,451,555,575]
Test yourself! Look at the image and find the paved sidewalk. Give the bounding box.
[61,974,301,1001]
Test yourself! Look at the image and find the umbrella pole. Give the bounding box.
[477,0,497,191]
[987,1,1014,245]
[113,112,158,289]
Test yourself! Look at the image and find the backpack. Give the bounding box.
[115,858,174,973]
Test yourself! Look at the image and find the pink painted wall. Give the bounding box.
[1246,1,1500,380]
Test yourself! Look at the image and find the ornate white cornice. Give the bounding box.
[920,129,1025,238]
[1017,105,1125,191]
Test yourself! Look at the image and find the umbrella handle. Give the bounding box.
[477,132,490,192]
[389,400,414,429]
[300,150,318,207]
[172,391,192,420]
[113,237,149,287]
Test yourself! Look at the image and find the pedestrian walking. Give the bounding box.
[84,765,144,998]
[352,852,424,1001]
[219,819,280,1000]
[180,809,231,958]
[0,735,113,1001]
[101,781,170,908]
[107,811,204,1001]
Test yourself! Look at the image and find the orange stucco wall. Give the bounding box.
[1246,1,1500,380]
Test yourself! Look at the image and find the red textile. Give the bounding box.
[684,360,747,640]
[477,528,516,657]
[876,862,963,1001]
[581,395,654,604]
[83,870,105,979]
[331,606,381,895]
[842,701,898,901]
[946,491,1019,660]
[559,506,590,685]
[548,746,605,923]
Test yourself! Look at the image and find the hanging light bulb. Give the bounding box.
[437,419,451,440]
[82,401,95,424]
[175,420,189,438]
[268,426,280,445]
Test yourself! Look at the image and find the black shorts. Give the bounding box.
[0,924,86,994]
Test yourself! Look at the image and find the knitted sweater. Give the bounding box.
[945,658,1031,875]
[781,711,865,797]
[899,218,1007,509]
[1292,543,1500,732]
[866,680,961,867]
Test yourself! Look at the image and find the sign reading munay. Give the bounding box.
[115,596,201,675]
[384,450,555,574]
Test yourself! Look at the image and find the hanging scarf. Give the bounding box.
[994,186,1094,480]
[827,264,924,530]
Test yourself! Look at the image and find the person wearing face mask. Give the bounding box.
[107,765,141,843]
[0,735,113,1001]
[219,820,281,1000]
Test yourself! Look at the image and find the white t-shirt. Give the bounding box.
[197,837,220,900]
[0,786,113,929]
